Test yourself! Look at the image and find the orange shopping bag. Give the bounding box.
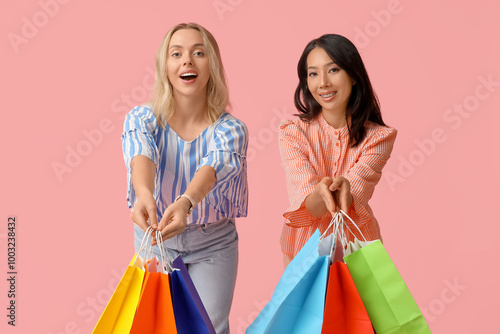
[321,211,373,333]
[321,260,374,333]
[130,230,177,334]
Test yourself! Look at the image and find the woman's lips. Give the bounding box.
[319,91,336,102]
[180,70,198,84]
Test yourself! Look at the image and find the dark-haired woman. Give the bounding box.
[279,34,397,267]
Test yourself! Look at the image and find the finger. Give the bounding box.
[158,207,174,230]
[340,191,352,213]
[337,187,346,212]
[161,214,187,240]
[162,225,185,240]
[321,190,335,214]
[329,178,342,192]
[333,191,340,212]
[148,207,158,230]
[131,210,150,231]
[321,176,334,186]
[160,216,180,236]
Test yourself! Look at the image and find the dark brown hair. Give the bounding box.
[294,34,386,147]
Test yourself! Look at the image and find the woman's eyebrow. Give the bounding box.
[169,43,205,50]
[308,61,336,70]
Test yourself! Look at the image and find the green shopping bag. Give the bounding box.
[344,239,431,334]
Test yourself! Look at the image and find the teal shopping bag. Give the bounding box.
[246,230,329,334]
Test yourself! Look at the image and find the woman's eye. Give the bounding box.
[172,52,181,57]
[308,72,317,77]
[329,67,339,73]
[194,51,205,56]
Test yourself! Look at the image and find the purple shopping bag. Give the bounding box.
[171,256,216,334]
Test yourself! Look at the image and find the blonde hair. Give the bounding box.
[150,22,231,127]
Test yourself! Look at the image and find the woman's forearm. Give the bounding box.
[131,155,157,197]
[182,165,217,206]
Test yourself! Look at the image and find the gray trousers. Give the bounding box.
[134,218,239,334]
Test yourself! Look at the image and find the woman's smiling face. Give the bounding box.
[166,28,210,99]
[306,47,355,116]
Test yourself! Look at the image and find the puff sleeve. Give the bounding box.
[345,126,397,222]
[121,105,159,209]
[279,120,322,227]
[197,115,249,218]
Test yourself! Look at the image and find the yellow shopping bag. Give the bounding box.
[92,254,145,333]
[93,228,156,333]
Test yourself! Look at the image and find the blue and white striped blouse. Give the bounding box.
[122,105,248,225]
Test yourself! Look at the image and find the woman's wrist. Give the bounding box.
[135,187,154,199]
[175,194,195,214]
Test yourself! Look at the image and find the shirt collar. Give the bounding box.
[317,113,350,138]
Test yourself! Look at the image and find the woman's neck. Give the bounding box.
[171,92,207,124]
[321,110,347,129]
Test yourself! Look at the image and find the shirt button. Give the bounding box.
[336,142,339,147]
[334,162,337,166]
[334,131,338,136]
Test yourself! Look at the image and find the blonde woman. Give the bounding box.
[122,23,248,333]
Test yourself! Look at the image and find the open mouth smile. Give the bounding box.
[180,71,198,82]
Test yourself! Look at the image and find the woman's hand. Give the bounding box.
[329,176,352,213]
[153,198,192,245]
[308,176,353,217]
[315,176,336,214]
[130,191,158,231]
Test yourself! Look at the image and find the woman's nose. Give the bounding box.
[183,55,192,66]
[319,72,330,88]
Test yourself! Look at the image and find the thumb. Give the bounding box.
[329,178,341,192]
[158,210,172,231]
[148,207,158,229]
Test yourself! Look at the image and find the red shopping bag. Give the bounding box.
[321,260,374,333]
[130,267,177,333]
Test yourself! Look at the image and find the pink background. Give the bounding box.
[1,0,499,333]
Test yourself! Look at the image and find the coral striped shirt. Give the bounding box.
[279,114,397,256]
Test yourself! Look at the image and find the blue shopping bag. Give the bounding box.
[170,255,216,334]
[246,230,329,334]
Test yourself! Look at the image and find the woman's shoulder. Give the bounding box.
[279,116,319,139]
[366,121,397,133]
[364,121,398,143]
[123,105,158,133]
[279,116,308,128]
[214,112,248,134]
[127,105,156,121]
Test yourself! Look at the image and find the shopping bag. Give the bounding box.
[130,231,177,334]
[344,238,374,257]
[92,255,145,334]
[170,255,216,334]
[318,233,343,262]
[318,211,374,333]
[340,212,431,334]
[321,261,374,333]
[246,230,329,334]
[319,212,347,263]
[93,227,159,334]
